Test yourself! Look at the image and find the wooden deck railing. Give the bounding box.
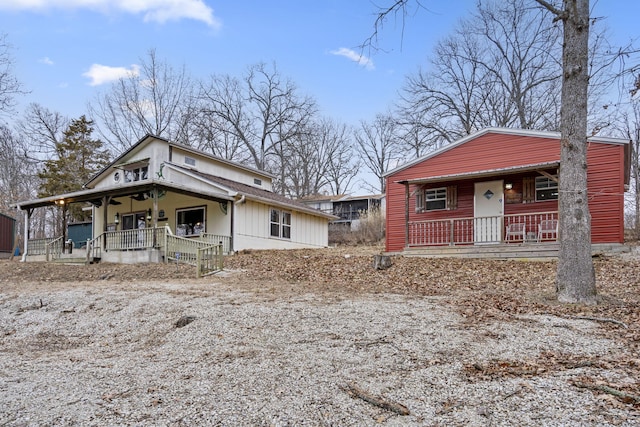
[408,211,558,247]
[27,227,231,274]
[26,238,58,256]
[45,236,64,261]
[104,227,163,251]
[199,232,232,254]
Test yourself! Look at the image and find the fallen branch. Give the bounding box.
[341,383,410,415]
[569,316,628,329]
[573,381,640,404]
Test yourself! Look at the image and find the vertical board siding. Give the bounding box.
[0,214,15,252]
[386,132,626,252]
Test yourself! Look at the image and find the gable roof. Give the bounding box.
[85,134,273,188]
[173,164,339,220]
[384,127,629,178]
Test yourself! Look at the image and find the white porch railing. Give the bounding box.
[26,237,58,256]
[45,236,64,261]
[408,211,558,247]
[104,227,163,251]
[199,232,232,255]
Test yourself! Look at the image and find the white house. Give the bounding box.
[15,135,337,263]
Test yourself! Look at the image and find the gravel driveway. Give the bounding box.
[1,269,638,426]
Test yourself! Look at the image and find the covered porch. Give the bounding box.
[394,161,562,259]
[15,181,234,268]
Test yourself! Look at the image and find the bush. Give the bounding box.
[329,208,385,245]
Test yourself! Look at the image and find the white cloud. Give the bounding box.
[39,57,54,65]
[0,0,221,28]
[82,63,140,86]
[330,47,375,71]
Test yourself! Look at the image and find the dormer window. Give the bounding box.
[185,156,196,167]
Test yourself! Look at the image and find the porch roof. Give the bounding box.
[397,161,560,186]
[14,180,233,210]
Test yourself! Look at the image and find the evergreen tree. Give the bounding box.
[38,115,111,221]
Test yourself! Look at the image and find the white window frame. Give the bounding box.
[270,208,291,239]
[424,187,447,211]
[535,176,558,201]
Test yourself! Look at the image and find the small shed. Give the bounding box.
[384,128,629,255]
[0,213,16,258]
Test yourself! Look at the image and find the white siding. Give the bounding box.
[233,200,328,251]
[171,146,272,191]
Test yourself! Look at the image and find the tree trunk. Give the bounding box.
[556,0,596,304]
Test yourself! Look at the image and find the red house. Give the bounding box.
[384,128,630,257]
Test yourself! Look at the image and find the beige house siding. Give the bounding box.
[233,200,328,251]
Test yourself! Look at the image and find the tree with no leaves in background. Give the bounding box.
[0,34,26,117]
[396,0,562,150]
[89,49,195,153]
[354,113,401,194]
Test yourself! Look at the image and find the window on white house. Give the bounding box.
[425,187,447,211]
[184,156,196,166]
[124,165,149,183]
[535,176,558,201]
[176,206,206,237]
[270,208,291,239]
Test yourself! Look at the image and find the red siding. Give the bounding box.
[0,213,16,253]
[385,132,626,252]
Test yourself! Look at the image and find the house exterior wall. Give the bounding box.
[385,132,626,252]
[233,199,328,251]
[92,142,167,190]
[170,146,272,191]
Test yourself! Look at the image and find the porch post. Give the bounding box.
[103,196,110,251]
[152,187,158,228]
[21,208,31,262]
[403,181,410,248]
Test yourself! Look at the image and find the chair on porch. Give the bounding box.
[505,223,526,242]
[537,219,558,242]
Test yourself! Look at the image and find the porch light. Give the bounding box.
[505,182,513,190]
[114,213,120,224]
[146,209,152,221]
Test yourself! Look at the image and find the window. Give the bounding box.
[535,176,558,201]
[176,206,206,237]
[254,178,262,186]
[270,208,291,239]
[124,165,149,183]
[425,187,447,211]
[185,156,196,166]
[416,186,457,212]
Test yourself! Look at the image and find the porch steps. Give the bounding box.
[401,242,560,260]
[400,242,630,260]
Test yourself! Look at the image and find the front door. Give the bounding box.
[474,180,504,243]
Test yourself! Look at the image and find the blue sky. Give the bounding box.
[1,0,639,131]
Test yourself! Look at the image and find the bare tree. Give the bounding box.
[618,99,640,238]
[279,118,359,198]
[89,49,195,153]
[354,113,401,193]
[397,0,562,148]
[15,103,68,161]
[198,62,317,186]
[0,34,26,117]
[321,120,360,196]
[535,0,595,304]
